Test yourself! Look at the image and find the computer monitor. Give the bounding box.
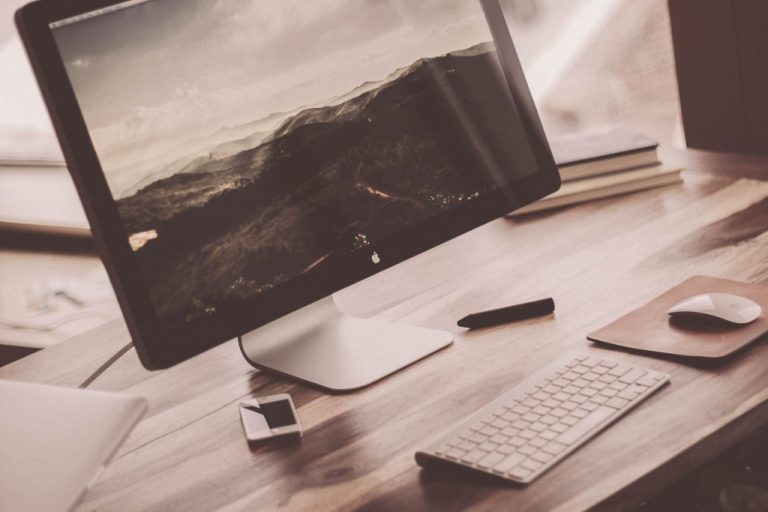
[17,0,560,390]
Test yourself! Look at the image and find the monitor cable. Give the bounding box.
[78,341,134,389]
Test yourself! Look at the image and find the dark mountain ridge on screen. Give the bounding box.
[115,41,519,323]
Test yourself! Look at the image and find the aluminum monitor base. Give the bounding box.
[238,296,453,392]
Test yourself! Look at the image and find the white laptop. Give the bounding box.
[0,380,147,512]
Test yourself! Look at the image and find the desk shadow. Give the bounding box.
[246,434,303,454]
[417,462,519,489]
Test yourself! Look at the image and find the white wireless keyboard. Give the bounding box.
[416,353,669,484]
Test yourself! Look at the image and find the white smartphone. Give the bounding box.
[239,394,302,442]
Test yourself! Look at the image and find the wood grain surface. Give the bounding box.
[2,148,768,512]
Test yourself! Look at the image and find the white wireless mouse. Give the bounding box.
[667,293,762,325]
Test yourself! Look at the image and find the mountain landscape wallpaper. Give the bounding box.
[53,0,536,325]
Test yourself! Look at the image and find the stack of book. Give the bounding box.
[512,129,683,215]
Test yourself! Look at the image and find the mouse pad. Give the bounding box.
[587,276,768,358]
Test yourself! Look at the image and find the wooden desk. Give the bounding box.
[2,147,768,512]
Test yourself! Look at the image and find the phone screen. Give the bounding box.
[260,400,297,428]
[241,399,297,437]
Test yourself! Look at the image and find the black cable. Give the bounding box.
[78,341,134,389]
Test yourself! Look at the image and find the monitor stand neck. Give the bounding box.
[238,295,452,392]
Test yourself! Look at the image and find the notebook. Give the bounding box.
[587,276,768,359]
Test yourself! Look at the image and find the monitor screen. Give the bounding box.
[39,0,556,364]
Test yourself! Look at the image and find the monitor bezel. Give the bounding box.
[16,0,560,369]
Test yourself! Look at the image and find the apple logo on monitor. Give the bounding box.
[371,252,381,265]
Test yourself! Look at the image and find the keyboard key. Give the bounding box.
[609,365,631,377]
[540,430,558,441]
[521,458,542,471]
[529,437,547,448]
[542,441,567,455]
[490,419,507,429]
[501,427,519,437]
[479,415,496,424]
[501,411,518,422]
[477,451,506,469]
[508,436,526,447]
[582,372,600,381]
[519,429,537,440]
[518,445,536,456]
[620,368,647,384]
[582,356,602,367]
[530,422,547,433]
[490,435,508,445]
[479,441,499,452]
[522,398,540,408]
[571,408,590,418]
[617,389,640,401]
[457,440,476,451]
[446,447,467,459]
[498,444,515,455]
[605,397,629,409]
[551,408,568,418]
[480,426,497,436]
[550,423,568,433]
[557,406,614,445]
[468,432,488,443]
[461,449,487,464]
[540,415,557,425]
[561,401,579,411]
[512,420,530,430]
[508,466,532,480]
[492,453,526,474]
[562,385,580,395]
[511,404,530,415]
[531,450,554,463]
[636,376,658,388]
[522,412,541,423]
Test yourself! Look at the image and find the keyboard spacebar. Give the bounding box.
[557,406,615,445]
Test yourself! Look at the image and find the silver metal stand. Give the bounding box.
[238,296,453,392]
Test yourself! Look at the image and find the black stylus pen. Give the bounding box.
[457,298,555,329]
